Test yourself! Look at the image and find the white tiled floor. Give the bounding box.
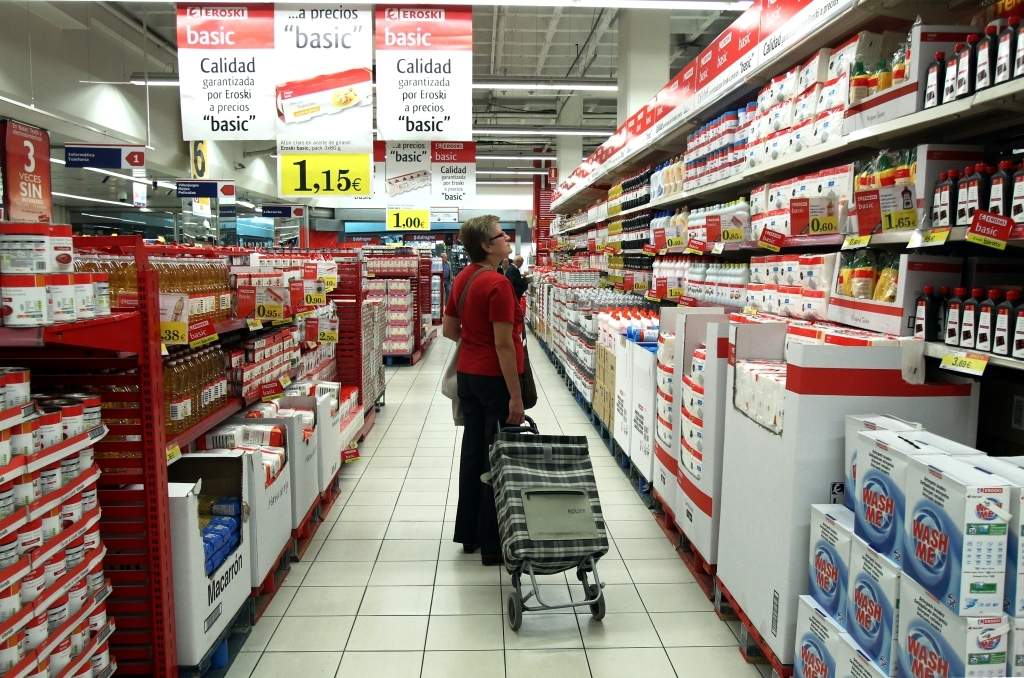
[228,335,768,678]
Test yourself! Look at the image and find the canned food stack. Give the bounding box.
[0,224,112,328]
[0,368,114,677]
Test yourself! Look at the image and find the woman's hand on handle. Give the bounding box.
[507,396,525,426]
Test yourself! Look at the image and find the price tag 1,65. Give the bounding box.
[386,207,431,231]
[277,153,371,198]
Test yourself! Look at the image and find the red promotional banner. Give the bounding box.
[2,121,52,223]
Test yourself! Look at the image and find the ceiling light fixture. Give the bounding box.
[53,192,135,207]
[477,155,556,162]
[473,79,617,92]
[237,200,256,209]
[80,213,148,226]
[477,180,535,185]
[473,127,610,137]
[477,170,549,176]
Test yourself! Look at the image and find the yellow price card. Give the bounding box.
[908,227,951,248]
[255,303,284,320]
[387,207,430,231]
[321,275,337,293]
[807,215,840,235]
[160,320,187,345]
[939,350,989,376]
[279,375,292,389]
[318,329,339,343]
[166,443,181,465]
[304,291,327,306]
[277,153,371,198]
[881,208,917,231]
[842,235,872,250]
[246,318,264,331]
[720,227,745,242]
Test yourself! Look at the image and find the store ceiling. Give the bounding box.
[111,2,738,153]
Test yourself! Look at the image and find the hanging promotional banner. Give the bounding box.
[430,141,475,205]
[133,182,147,208]
[374,5,473,140]
[385,141,431,206]
[274,3,374,199]
[1,120,52,223]
[176,4,276,140]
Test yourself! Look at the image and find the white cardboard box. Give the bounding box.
[847,535,901,674]
[795,595,847,678]
[902,454,1009,617]
[613,333,633,455]
[967,456,1024,618]
[167,458,252,667]
[717,322,979,664]
[628,341,658,484]
[808,504,855,628]
[837,633,887,677]
[238,413,319,530]
[843,414,922,512]
[1009,615,1024,677]
[896,574,1008,678]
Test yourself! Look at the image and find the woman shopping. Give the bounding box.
[442,215,525,566]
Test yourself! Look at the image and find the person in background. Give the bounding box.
[440,252,452,297]
[442,215,525,566]
[505,255,529,301]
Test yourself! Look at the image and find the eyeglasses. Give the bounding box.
[488,232,506,242]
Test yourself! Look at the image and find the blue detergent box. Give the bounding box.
[808,504,855,627]
[846,535,901,674]
[902,454,1009,616]
[795,595,846,678]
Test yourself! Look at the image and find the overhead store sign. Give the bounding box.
[176,179,235,202]
[385,141,431,205]
[260,204,305,218]
[374,5,473,140]
[693,2,760,110]
[758,0,854,67]
[430,141,475,205]
[1,120,52,223]
[275,3,373,199]
[65,144,145,169]
[176,4,276,140]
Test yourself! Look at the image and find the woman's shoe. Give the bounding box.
[462,543,479,554]
[481,552,503,566]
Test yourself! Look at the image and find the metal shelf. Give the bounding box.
[924,342,1024,373]
[0,312,142,353]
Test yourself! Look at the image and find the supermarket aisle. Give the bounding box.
[228,336,763,678]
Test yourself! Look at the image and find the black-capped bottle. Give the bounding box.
[976,25,999,90]
[937,286,952,341]
[976,288,1003,352]
[1017,18,1024,79]
[994,289,1020,356]
[914,285,942,341]
[938,169,959,227]
[943,49,960,104]
[997,17,1019,84]
[955,165,975,226]
[959,287,985,349]
[931,171,948,226]
[990,160,1016,215]
[945,286,967,346]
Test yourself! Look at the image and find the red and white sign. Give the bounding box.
[2,121,52,224]
[430,141,475,204]
[176,4,276,140]
[758,0,854,68]
[375,5,473,140]
[694,2,760,111]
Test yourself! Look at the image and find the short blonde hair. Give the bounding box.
[460,215,499,263]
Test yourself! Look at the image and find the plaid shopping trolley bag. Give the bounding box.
[487,416,609,630]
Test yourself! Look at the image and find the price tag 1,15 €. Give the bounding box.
[277,153,371,198]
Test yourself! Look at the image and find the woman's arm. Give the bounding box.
[442,314,460,342]
[493,321,524,425]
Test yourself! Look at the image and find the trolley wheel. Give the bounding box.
[507,591,523,631]
[588,584,605,621]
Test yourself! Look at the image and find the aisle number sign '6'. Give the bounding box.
[277,153,371,198]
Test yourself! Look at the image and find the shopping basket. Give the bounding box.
[487,415,608,630]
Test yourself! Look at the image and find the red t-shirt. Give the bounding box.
[444,264,525,377]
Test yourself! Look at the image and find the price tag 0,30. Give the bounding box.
[842,235,872,250]
[907,227,951,248]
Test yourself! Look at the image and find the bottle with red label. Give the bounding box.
[1012,164,1024,221]
[959,287,985,349]
[945,287,966,346]
[997,17,1019,84]
[1016,19,1024,80]
[956,164,991,226]
[931,171,948,226]
[937,286,952,341]
[993,289,1019,356]
[943,49,960,104]
[1007,291,1024,359]
[925,51,946,108]
[956,35,980,98]
[976,288,1002,352]
[989,160,1016,216]
[976,25,999,90]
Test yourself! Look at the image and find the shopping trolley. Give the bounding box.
[487,416,608,630]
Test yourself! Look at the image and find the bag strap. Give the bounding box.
[456,266,488,318]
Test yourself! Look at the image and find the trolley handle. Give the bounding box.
[501,415,538,435]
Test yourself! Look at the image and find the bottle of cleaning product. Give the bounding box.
[925,51,946,108]
[976,288,1003,352]
[989,160,1016,215]
[976,25,999,90]
[944,48,962,103]
[959,287,985,349]
[914,285,940,340]
[999,16,1021,84]
[1017,18,1024,80]
[936,286,952,341]
[956,35,980,98]
[968,164,993,222]
[993,289,1020,356]
[945,287,966,346]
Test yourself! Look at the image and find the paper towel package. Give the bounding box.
[844,415,922,511]
[1009,616,1024,677]
[796,595,847,678]
[895,574,1008,678]
[966,456,1024,617]
[854,430,983,567]
[809,504,856,627]
[902,454,1009,616]
[846,536,901,674]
